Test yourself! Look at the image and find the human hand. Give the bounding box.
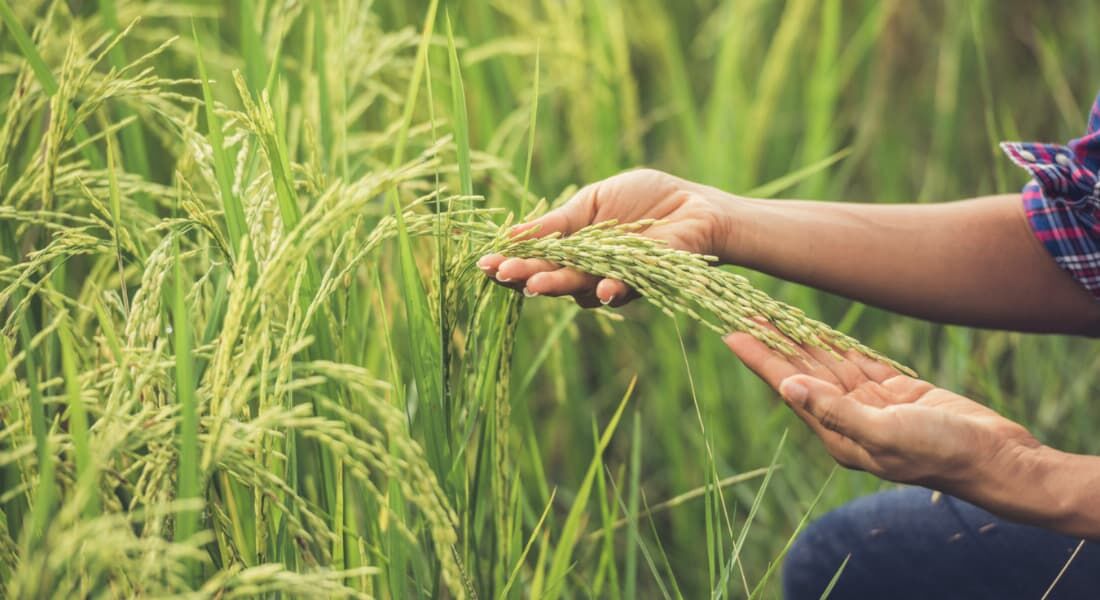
[477,168,738,307]
[723,331,1042,492]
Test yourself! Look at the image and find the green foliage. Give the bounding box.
[0,1,1097,598]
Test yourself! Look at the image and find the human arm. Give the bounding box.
[726,193,1100,335]
[478,169,1100,334]
[723,330,1100,540]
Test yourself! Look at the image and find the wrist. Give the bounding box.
[712,193,764,266]
[960,442,1100,538]
[1028,446,1100,538]
[951,438,1045,515]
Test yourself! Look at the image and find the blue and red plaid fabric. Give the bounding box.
[1001,91,1100,300]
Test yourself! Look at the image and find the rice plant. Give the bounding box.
[2,1,1099,598]
[469,218,910,373]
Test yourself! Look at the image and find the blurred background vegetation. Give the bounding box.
[409,0,1100,594]
[3,0,1100,597]
[406,0,1100,592]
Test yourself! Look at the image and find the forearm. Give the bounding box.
[960,444,1100,540]
[722,194,1100,335]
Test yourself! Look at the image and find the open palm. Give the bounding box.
[724,330,1041,490]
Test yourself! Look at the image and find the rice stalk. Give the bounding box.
[467,219,912,374]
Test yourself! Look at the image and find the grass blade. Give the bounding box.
[99,0,153,192]
[745,149,852,200]
[239,0,267,94]
[193,21,249,264]
[58,318,97,518]
[544,376,636,600]
[625,411,641,599]
[818,555,850,599]
[522,42,540,200]
[390,0,438,168]
[713,430,787,599]
[0,1,56,94]
[312,0,332,169]
[172,231,200,554]
[499,488,557,598]
[748,467,838,598]
[17,305,54,546]
[386,0,447,476]
[446,14,472,198]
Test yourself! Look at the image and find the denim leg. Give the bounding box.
[781,486,1100,600]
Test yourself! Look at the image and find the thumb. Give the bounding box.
[778,375,883,442]
[511,186,596,240]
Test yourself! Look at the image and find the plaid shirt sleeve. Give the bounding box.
[1000,91,1100,301]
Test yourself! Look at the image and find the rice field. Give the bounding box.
[2,1,1099,597]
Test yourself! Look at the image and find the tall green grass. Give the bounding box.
[1,1,1098,597]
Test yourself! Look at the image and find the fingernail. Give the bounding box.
[523,287,539,298]
[599,294,615,306]
[780,381,809,406]
[478,264,493,274]
[496,274,512,283]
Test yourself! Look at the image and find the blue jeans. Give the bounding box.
[782,487,1100,599]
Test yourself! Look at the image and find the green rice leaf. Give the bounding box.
[446,14,472,198]
[172,231,201,552]
[0,1,57,95]
[387,0,447,476]
[193,21,249,264]
[544,377,635,600]
[58,318,97,518]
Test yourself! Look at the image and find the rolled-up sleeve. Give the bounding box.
[1001,91,1100,300]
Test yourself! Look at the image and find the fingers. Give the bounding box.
[725,328,891,472]
[495,257,558,283]
[478,256,591,298]
[802,344,867,390]
[723,332,803,390]
[476,185,592,281]
[843,348,902,383]
[526,268,600,297]
[880,374,936,403]
[596,278,634,306]
[779,375,886,444]
[479,244,638,308]
[479,184,636,305]
[478,253,638,305]
[772,374,877,470]
[477,253,506,278]
[796,336,897,388]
